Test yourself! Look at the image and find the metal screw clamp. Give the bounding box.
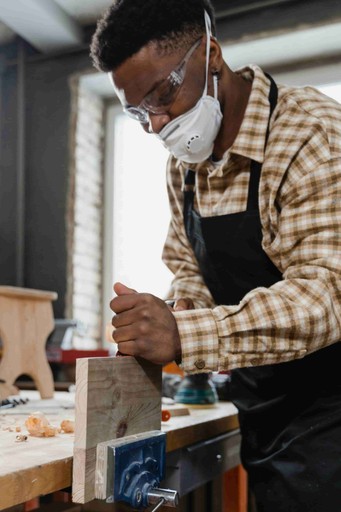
[147,488,179,509]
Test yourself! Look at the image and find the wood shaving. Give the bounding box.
[41,425,59,437]
[60,419,75,433]
[25,411,58,437]
[15,434,27,442]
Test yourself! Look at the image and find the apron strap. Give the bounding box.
[247,73,278,211]
[184,168,196,233]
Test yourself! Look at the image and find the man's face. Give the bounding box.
[111,38,207,134]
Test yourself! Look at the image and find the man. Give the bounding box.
[90,1,341,510]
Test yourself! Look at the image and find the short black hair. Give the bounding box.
[90,0,216,72]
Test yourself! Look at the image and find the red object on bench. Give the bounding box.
[58,349,109,364]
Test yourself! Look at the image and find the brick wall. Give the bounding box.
[66,81,105,349]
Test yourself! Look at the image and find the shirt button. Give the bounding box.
[195,359,206,370]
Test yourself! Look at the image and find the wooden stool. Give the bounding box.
[0,286,57,399]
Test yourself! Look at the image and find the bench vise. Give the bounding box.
[95,430,178,511]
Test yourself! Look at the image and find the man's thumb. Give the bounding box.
[113,282,138,296]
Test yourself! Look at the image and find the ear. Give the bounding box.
[209,38,223,77]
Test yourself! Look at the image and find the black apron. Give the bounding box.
[183,75,341,512]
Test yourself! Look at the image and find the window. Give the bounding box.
[67,79,105,349]
[103,105,173,331]
[318,83,341,103]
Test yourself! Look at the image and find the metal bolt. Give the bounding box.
[147,488,178,508]
[216,454,222,462]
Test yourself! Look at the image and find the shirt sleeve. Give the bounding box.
[173,147,341,373]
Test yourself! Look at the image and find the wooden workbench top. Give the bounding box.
[0,391,238,510]
[163,402,239,452]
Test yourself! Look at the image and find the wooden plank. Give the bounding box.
[223,464,248,512]
[0,286,57,301]
[0,459,73,510]
[72,357,162,504]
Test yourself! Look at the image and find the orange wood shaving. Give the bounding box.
[25,412,58,437]
[60,419,75,433]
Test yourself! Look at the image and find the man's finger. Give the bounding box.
[116,341,138,357]
[112,308,144,328]
[113,282,137,295]
[112,325,137,343]
[110,293,140,313]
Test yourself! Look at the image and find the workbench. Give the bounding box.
[0,391,240,511]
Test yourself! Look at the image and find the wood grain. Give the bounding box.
[72,357,162,504]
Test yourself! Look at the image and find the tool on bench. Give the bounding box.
[0,397,29,410]
[175,372,218,405]
[95,431,179,510]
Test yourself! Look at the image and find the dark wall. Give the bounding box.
[0,42,91,317]
[0,58,19,286]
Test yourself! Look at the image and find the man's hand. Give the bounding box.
[110,282,182,365]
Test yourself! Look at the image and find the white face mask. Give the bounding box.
[156,12,223,164]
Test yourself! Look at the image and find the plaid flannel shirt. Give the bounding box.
[162,65,341,374]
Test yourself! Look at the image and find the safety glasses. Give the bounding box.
[123,37,202,124]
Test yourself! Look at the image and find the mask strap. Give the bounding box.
[213,74,218,99]
[203,11,212,96]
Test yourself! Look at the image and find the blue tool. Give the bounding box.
[103,431,178,510]
[175,373,218,405]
